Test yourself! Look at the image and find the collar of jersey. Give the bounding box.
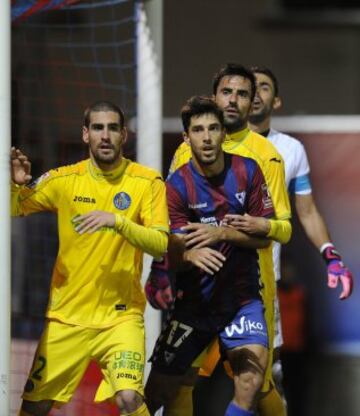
[88,158,128,181]
[224,127,250,146]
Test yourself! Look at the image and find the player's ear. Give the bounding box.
[121,127,128,145]
[221,127,226,143]
[273,96,282,111]
[183,131,190,145]
[82,126,89,144]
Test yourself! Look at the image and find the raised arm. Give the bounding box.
[11,147,32,185]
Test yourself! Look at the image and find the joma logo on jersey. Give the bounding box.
[224,316,264,337]
[73,195,96,203]
[117,373,137,380]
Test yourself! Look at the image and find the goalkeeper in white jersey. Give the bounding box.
[243,66,353,410]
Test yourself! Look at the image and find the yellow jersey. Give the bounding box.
[11,158,169,328]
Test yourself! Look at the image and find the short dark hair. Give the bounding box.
[251,66,279,97]
[181,96,224,133]
[84,101,125,128]
[212,63,256,100]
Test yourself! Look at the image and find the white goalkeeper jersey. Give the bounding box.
[267,129,312,281]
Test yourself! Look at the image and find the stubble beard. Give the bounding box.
[223,115,246,134]
[92,146,122,166]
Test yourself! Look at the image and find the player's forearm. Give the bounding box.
[115,214,168,258]
[266,218,292,244]
[297,205,330,249]
[222,227,270,249]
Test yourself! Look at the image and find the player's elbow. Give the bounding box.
[150,231,168,259]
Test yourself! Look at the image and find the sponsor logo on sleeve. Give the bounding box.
[261,184,273,209]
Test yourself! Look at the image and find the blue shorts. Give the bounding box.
[150,299,267,375]
[219,299,268,351]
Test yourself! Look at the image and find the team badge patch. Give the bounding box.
[113,192,131,210]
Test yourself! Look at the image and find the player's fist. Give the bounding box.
[145,272,174,310]
[327,261,353,300]
[322,244,353,300]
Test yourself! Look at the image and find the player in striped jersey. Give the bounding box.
[248,66,353,408]
[11,101,169,416]
[145,96,274,416]
[146,64,291,416]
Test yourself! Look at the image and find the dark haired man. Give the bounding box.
[145,96,275,416]
[248,66,353,410]
[11,101,169,416]
[147,64,291,416]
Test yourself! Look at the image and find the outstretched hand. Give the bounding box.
[11,147,32,185]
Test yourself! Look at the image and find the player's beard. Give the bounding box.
[91,144,122,166]
[222,106,249,134]
[249,101,273,125]
[223,115,245,134]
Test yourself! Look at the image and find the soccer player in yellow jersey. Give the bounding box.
[147,64,291,416]
[11,101,169,416]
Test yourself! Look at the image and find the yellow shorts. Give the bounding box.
[22,316,146,405]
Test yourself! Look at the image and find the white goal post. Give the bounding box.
[0,1,11,414]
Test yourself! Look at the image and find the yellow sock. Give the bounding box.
[123,402,150,416]
[258,385,287,416]
[165,385,194,416]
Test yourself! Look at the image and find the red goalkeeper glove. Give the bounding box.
[321,243,353,300]
[145,256,174,310]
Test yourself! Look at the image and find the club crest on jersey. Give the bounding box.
[113,192,131,210]
[235,191,246,206]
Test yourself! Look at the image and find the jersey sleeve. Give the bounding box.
[140,177,169,232]
[247,164,275,219]
[11,170,62,216]
[168,142,192,178]
[289,142,312,195]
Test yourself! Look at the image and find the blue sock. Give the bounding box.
[224,401,254,416]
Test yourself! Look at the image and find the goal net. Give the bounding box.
[11,1,142,414]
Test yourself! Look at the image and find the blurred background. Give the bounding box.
[10,0,360,415]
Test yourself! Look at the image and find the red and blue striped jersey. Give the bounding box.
[166,153,274,317]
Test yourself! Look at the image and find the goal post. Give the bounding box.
[0,0,11,414]
[136,0,163,380]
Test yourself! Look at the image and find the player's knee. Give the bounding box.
[115,389,144,413]
[229,348,265,392]
[21,399,53,416]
